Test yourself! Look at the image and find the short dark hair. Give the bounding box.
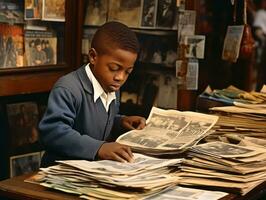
[91,21,140,55]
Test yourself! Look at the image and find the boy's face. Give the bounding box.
[89,48,137,93]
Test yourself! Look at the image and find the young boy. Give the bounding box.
[39,21,146,167]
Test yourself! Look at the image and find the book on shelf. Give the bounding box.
[84,0,108,26]
[0,23,24,68]
[24,30,57,66]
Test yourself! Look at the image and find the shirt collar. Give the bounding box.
[85,63,116,103]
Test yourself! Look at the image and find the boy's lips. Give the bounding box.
[110,84,121,89]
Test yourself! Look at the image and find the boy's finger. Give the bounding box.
[119,150,133,163]
[113,153,127,163]
[123,146,134,158]
[124,122,135,130]
[136,119,146,129]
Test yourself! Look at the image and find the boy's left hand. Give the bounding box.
[121,116,146,130]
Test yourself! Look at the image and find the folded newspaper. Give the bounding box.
[117,107,219,155]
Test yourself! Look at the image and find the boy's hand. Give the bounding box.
[97,142,134,163]
[121,116,146,130]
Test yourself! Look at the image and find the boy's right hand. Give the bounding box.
[97,142,134,163]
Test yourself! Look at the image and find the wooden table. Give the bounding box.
[0,173,80,200]
[0,173,265,200]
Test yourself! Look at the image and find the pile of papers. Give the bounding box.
[178,141,266,195]
[205,101,266,142]
[26,153,183,199]
[117,107,218,155]
[200,85,266,105]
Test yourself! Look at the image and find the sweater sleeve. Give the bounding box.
[39,86,104,160]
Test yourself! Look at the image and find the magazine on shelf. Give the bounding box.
[24,30,57,66]
[0,23,24,68]
[108,0,142,28]
[116,107,219,155]
[42,0,65,22]
[24,0,42,20]
[84,0,108,26]
[0,0,24,24]
[222,25,244,63]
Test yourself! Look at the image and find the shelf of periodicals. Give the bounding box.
[0,0,77,97]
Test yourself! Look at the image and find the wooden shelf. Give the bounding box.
[0,0,78,97]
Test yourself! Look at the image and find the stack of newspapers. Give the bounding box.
[205,101,266,142]
[178,141,266,195]
[116,107,219,155]
[27,153,183,199]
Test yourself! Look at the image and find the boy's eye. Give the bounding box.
[126,69,133,74]
[109,65,120,71]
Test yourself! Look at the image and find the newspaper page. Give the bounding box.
[116,107,218,154]
[177,10,196,40]
[176,58,199,90]
[145,186,227,200]
[210,106,266,115]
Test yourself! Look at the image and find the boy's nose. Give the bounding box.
[114,71,126,81]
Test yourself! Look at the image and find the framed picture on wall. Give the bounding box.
[84,0,108,26]
[108,0,142,28]
[10,152,41,178]
[156,0,176,29]
[140,0,157,28]
[42,0,65,21]
[6,102,40,154]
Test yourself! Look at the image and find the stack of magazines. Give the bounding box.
[178,141,266,195]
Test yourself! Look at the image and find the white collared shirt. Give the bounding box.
[85,64,116,112]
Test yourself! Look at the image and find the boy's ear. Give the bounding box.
[89,48,97,64]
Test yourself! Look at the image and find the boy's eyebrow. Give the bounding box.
[109,62,134,69]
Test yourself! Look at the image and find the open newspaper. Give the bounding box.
[117,107,219,155]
